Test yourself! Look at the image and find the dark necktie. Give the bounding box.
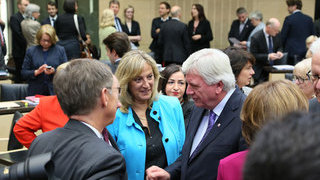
[268,35,274,65]
[190,110,216,160]
[102,127,110,144]
[51,18,55,27]
[0,30,4,46]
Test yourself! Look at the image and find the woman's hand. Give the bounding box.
[34,64,48,76]
[192,34,201,40]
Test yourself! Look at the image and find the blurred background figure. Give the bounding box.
[217,79,308,180]
[305,35,318,58]
[41,1,58,26]
[187,4,213,53]
[244,112,320,180]
[55,0,87,60]
[21,3,41,49]
[99,9,116,60]
[293,58,314,99]
[84,33,100,59]
[122,5,141,47]
[22,24,67,96]
[224,47,255,95]
[158,64,194,129]
[108,50,185,180]
[239,10,265,51]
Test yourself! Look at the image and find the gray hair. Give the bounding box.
[53,59,113,116]
[310,38,320,55]
[24,3,40,19]
[182,48,235,91]
[249,10,263,21]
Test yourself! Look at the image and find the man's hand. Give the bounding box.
[145,166,170,180]
[156,28,160,34]
[268,53,280,61]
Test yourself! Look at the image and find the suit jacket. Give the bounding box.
[28,119,127,180]
[309,98,320,113]
[187,19,213,53]
[158,19,191,64]
[217,150,248,180]
[14,96,68,148]
[250,29,283,83]
[21,45,67,96]
[281,11,314,58]
[122,20,141,47]
[106,59,120,74]
[315,19,320,37]
[0,25,6,70]
[41,17,51,25]
[21,19,41,49]
[228,19,254,45]
[166,88,247,180]
[10,12,26,59]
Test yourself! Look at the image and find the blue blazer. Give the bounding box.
[166,88,247,180]
[281,11,314,58]
[22,45,67,96]
[107,95,185,180]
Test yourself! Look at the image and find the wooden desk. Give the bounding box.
[264,66,293,81]
[0,149,28,166]
[0,101,35,115]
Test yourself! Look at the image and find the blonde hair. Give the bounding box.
[306,35,318,48]
[293,58,311,78]
[35,24,58,45]
[100,9,115,28]
[241,79,308,145]
[115,50,160,113]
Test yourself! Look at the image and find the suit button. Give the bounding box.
[153,111,157,115]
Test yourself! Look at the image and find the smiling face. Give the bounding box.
[237,62,255,88]
[110,3,119,16]
[129,63,154,104]
[311,53,320,102]
[165,71,186,102]
[159,4,170,17]
[125,7,134,20]
[47,4,58,17]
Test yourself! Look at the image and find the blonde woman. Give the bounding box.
[107,50,185,180]
[22,24,67,96]
[99,9,117,60]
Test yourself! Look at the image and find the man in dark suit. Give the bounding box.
[0,18,6,71]
[149,1,171,64]
[103,32,131,73]
[281,0,314,65]
[28,59,127,179]
[158,5,190,65]
[109,0,123,32]
[41,1,58,27]
[250,18,283,84]
[146,49,247,180]
[10,0,29,83]
[228,7,254,46]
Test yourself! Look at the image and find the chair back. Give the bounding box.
[8,111,24,150]
[0,84,28,101]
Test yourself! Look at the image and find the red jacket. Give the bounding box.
[14,95,68,148]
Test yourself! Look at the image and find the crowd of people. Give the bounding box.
[0,0,319,179]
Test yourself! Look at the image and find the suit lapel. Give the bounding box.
[187,89,243,164]
[184,107,206,161]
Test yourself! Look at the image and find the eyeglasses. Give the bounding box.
[306,70,320,83]
[107,87,121,94]
[293,75,309,84]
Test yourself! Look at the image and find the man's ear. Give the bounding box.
[216,81,224,94]
[100,88,109,107]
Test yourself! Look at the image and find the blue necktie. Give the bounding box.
[268,35,274,65]
[190,110,216,160]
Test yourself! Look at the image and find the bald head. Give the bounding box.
[171,5,181,18]
[266,18,281,36]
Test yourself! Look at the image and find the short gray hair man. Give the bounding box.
[182,48,235,91]
[24,3,40,19]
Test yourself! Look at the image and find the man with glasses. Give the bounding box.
[308,39,320,113]
[250,18,283,85]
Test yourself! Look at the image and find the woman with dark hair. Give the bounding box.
[55,0,87,60]
[122,5,141,47]
[187,4,213,53]
[158,64,194,128]
[223,47,255,95]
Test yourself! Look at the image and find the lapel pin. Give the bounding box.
[217,123,221,127]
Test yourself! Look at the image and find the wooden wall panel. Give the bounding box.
[99,0,315,52]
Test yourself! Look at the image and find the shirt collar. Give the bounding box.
[293,9,301,14]
[50,15,57,20]
[212,88,235,117]
[172,17,180,21]
[115,58,121,63]
[263,27,270,37]
[161,16,169,22]
[80,121,104,139]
